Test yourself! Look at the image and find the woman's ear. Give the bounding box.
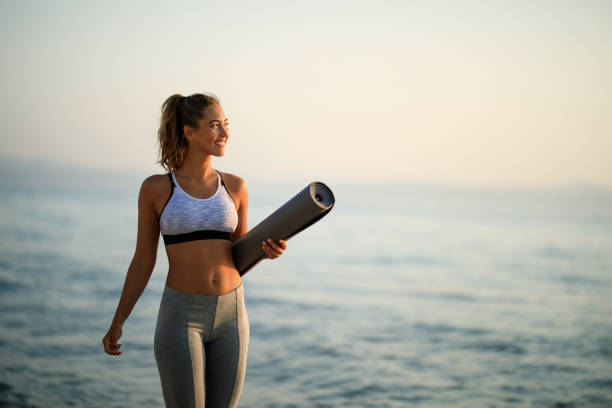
[183,124,194,141]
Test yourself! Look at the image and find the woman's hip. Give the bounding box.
[155,282,247,341]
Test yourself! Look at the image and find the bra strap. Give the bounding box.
[159,172,175,221]
[167,172,175,188]
[215,169,237,208]
[215,169,225,186]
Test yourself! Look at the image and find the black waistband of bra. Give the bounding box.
[162,230,231,245]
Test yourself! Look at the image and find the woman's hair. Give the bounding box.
[156,93,221,171]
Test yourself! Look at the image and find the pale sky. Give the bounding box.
[1,0,611,188]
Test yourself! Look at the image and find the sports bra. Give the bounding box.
[159,169,239,246]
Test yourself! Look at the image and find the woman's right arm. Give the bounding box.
[102,176,161,355]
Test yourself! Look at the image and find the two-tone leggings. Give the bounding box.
[154,282,249,408]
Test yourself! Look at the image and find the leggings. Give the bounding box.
[154,282,249,408]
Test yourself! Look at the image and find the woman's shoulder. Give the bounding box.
[217,170,245,186]
[139,173,173,198]
[142,172,172,185]
[217,170,247,195]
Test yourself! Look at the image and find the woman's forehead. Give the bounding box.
[202,104,226,121]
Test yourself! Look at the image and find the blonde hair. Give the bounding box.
[156,93,220,171]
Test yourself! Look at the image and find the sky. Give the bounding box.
[0,0,611,188]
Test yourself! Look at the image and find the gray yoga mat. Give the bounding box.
[231,181,335,276]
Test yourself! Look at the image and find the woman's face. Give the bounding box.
[185,104,230,156]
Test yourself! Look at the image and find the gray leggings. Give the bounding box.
[154,282,249,408]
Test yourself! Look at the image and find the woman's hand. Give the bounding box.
[102,324,123,356]
[261,238,287,260]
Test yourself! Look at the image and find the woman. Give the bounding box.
[102,93,287,407]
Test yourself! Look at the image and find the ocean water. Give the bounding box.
[1,176,611,407]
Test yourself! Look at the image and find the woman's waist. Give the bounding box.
[165,264,241,296]
[166,238,236,266]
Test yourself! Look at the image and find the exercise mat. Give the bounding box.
[231,181,335,276]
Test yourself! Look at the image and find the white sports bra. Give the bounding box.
[159,169,238,245]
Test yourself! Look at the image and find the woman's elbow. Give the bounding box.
[133,252,157,271]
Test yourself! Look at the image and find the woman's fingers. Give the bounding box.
[103,327,123,355]
[261,239,287,259]
[103,336,114,355]
[103,337,119,355]
[107,342,122,355]
[268,238,286,252]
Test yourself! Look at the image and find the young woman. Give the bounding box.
[102,93,287,407]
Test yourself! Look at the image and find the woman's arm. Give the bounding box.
[230,176,248,242]
[103,176,161,355]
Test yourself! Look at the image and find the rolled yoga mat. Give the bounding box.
[231,181,335,276]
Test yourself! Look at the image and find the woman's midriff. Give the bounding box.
[164,239,242,296]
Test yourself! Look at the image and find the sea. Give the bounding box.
[1,163,611,407]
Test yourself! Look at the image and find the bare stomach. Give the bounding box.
[164,239,242,296]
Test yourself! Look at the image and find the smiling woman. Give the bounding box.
[157,93,227,170]
[102,92,287,408]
